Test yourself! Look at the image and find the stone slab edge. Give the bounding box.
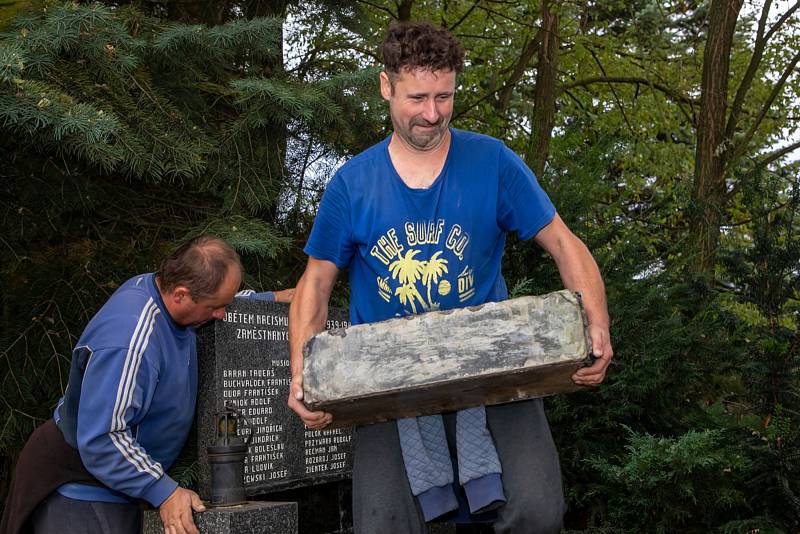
[142,501,298,534]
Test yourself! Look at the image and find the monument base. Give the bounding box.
[143,501,298,534]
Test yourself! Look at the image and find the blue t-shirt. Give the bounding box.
[305,128,556,325]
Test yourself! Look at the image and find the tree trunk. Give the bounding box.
[527,0,559,179]
[690,0,743,273]
[398,0,413,21]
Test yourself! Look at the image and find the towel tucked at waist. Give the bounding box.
[397,406,506,521]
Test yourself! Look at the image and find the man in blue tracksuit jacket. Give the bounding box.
[2,235,291,534]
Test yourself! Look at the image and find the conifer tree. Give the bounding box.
[0,2,379,501]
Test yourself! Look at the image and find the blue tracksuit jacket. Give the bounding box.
[53,273,274,506]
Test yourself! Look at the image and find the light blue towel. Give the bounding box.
[397,406,506,521]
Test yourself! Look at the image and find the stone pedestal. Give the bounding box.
[304,290,592,428]
[142,501,297,534]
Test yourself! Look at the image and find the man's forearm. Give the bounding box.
[554,236,609,329]
[535,217,613,384]
[287,259,339,427]
[534,215,609,329]
[288,275,330,378]
[288,258,339,379]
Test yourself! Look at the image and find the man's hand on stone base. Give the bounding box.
[572,323,613,386]
[160,486,205,534]
[288,375,332,429]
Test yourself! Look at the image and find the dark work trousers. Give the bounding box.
[352,398,566,534]
[29,492,142,534]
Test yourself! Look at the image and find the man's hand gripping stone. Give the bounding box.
[159,486,205,534]
[571,323,613,386]
[288,374,332,430]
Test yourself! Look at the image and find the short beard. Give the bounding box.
[399,117,449,151]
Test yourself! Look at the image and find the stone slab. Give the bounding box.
[142,501,297,534]
[196,299,353,500]
[303,290,592,428]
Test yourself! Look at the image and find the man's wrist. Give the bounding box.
[146,475,179,507]
[290,363,304,380]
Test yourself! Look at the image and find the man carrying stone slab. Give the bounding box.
[1,236,291,534]
[288,21,613,533]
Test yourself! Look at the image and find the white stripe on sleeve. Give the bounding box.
[108,298,163,479]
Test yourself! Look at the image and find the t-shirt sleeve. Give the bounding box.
[304,173,355,268]
[496,144,556,240]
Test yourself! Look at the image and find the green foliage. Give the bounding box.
[189,215,292,257]
[587,428,747,531]
[153,17,282,61]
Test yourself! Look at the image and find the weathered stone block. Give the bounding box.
[142,501,297,534]
[303,290,592,428]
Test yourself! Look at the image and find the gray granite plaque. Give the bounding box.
[196,298,352,499]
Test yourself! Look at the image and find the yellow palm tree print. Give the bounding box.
[395,283,425,314]
[421,251,449,308]
[389,249,427,311]
[389,249,425,285]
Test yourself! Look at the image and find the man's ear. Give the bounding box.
[170,286,191,305]
[379,71,393,101]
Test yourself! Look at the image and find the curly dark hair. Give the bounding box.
[380,21,464,76]
[157,235,242,300]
